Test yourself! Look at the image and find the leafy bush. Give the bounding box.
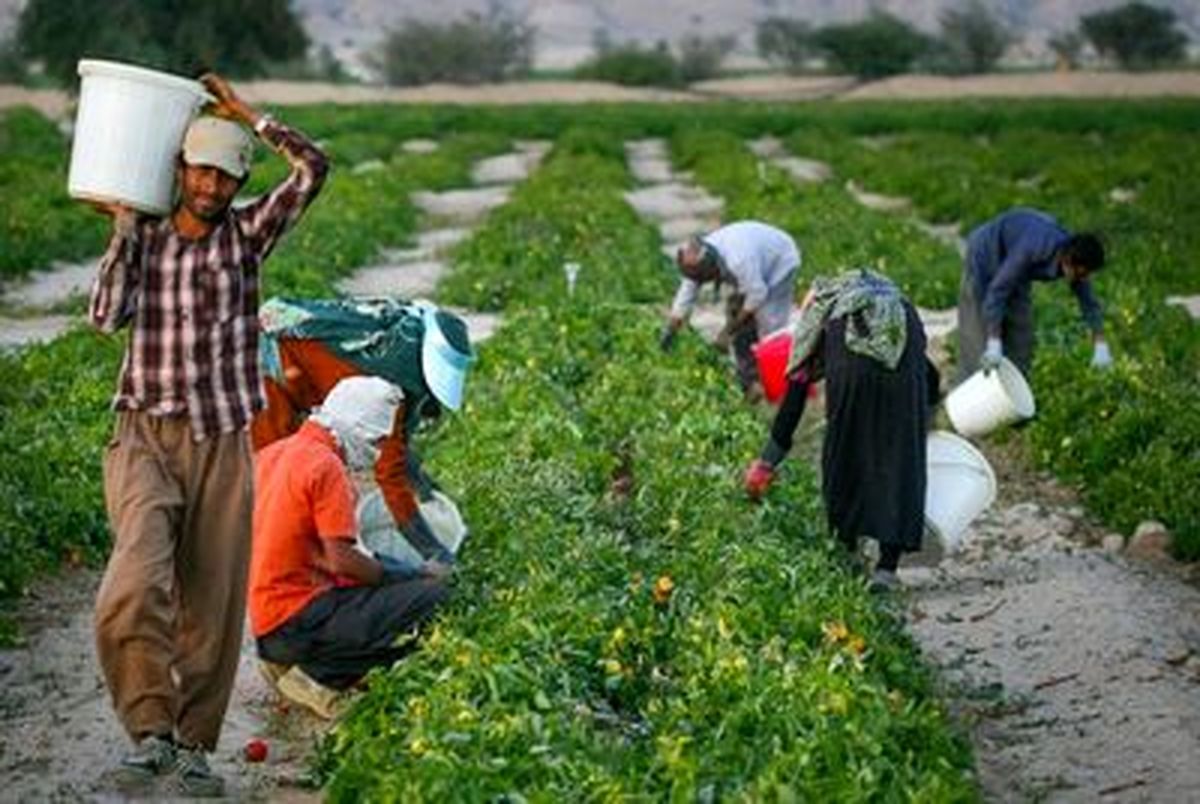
[676,33,735,83]
[16,0,308,86]
[1048,31,1085,70]
[756,17,814,74]
[370,9,534,86]
[1081,2,1188,70]
[574,40,681,87]
[0,36,26,83]
[814,12,931,80]
[934,0,1012,75]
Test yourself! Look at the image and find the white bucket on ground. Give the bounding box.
[922,430,997,557]
[68,60,208,215]
[946,356,1035,438]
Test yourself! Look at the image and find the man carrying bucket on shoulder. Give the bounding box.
[658,220,801,399]
[87,73,327,797]
[957,207,1109,384]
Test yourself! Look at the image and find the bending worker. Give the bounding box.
[253,296,475,567]
[743,270,940,592]
[250,377,450,718]
[659,220,801,394]
[958,207,1109,382]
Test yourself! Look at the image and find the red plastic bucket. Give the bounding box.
[752,329,794,403]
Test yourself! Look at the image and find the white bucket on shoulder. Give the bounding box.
[68,59,208,215]
[946,356,1035,438]
[921,430,997,559]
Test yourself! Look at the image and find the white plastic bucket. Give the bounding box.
[945,356,1035,438]
[923,430,997,556]
[357,489,468,571]
[68,60,208,215]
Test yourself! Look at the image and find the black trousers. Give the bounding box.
[257,576,449,690]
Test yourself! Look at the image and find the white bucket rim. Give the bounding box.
[928,430,997,502]
[994,357,1036,418]
[925,430,998,546]
[77,59,207,98]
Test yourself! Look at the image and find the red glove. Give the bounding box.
[744,459,775,501]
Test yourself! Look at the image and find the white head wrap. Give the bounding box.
[311,376,404,470]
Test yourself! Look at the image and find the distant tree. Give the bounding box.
[676,33,735,83]
[937,0,1012,74]
[814,12,931,79]
[1081,2,1187,70]
[575,40,680,87]
[17,0,308,86]
[371,8,535,86]
[1048,31,1085,71]
[755,17,814,74]
[0,36,26,83]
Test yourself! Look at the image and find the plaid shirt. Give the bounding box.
[89,119,328,440]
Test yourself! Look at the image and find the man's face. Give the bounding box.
[1059,257,1090,283]
[178,162,242,221]
[676,241,717,283]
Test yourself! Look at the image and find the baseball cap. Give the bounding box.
[182,116,253,179]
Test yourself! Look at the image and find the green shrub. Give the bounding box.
[814,12,931,79]
[369,9,534,86]
[575,41,681,88]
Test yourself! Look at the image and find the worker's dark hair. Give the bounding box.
[1061,233,1105,272]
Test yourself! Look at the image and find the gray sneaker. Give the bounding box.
[107,734,176,792]
[168,746,225,798]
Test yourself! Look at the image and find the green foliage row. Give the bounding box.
[0,108,106,282]
[437,127,672,311]
[778,123,1200,557]
[318,144,974,796]
[670,128,961,308]
[0,331,122,602]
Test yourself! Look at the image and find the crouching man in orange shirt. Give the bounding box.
[249,376,449,717]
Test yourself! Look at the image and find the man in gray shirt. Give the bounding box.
[958,207,1110,383]
[660,220,801,395]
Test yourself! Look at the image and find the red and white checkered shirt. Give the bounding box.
[89,119,328,440]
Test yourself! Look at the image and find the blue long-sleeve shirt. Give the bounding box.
[966,208,1103,333]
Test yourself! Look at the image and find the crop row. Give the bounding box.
[670,127,961,309]
[318,133,974,798]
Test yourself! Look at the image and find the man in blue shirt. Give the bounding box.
[957,208,1110,383]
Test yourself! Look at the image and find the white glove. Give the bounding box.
[1091,340,1113,369]
[980,337,1003,373]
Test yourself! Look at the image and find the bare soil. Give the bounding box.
[0,570,325,802]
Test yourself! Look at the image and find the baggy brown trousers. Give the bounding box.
[95,411,252,750]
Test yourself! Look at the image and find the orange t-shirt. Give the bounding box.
[249,420,359,638]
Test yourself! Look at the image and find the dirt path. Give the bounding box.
[783,339,1200,802]
[904,435,1200,802]
[0,569,325,802]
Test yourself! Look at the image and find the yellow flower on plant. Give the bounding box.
[822,620,850,644]
[653,574,675,605]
